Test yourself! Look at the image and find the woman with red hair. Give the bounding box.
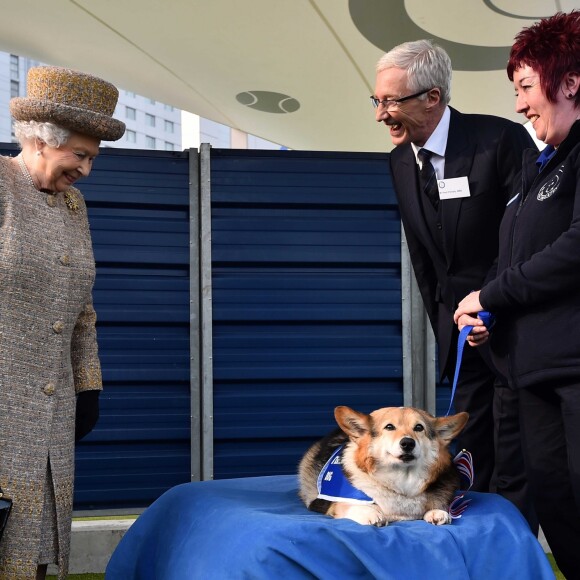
[454,11,580,576]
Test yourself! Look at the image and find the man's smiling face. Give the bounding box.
[373,67,435,147]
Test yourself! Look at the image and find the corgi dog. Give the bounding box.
[298,406,469,527]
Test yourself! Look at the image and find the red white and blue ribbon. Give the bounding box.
[449,449,474,519]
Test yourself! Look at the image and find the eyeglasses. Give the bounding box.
[370,88,432,110]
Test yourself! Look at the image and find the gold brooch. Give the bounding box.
[64,191,80,212]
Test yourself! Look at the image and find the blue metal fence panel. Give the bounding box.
[76,148,192,509]
[1,144,193,510]
[1,143,406,507]
[209,149,403,479]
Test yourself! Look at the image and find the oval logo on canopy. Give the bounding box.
[236,91,300,114]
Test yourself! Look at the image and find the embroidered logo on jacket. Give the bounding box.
[537,166,564,201]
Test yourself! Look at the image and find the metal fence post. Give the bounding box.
[199,143,215,480]
[401,227,436,414]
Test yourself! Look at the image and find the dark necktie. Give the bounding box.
[418,149,439,210]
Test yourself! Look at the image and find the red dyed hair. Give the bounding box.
[507,11,580,105]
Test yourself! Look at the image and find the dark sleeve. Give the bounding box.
[389,155,439,334]
[481,154,580,311]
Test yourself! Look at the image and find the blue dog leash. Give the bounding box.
[446,311,495,416]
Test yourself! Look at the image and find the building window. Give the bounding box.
[148,98,156,105]
[10,80,19,98]
[125,90,136,97]
[164,104,174,112]
[164,141,175,151]
[146,135,156,148]
[126,130,136,143]
[164,120,174,133]
[9,55,18,80]
[145,114,156,127]
[125,106,136,120]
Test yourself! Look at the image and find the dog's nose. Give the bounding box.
[400,437,416,452]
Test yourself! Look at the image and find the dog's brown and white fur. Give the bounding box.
[298,406,469,527]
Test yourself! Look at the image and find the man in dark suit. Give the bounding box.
[372,39,537,528]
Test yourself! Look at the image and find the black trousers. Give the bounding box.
[452,345,537,532]
[518,382,580,580]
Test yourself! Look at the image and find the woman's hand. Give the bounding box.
[454,290,489,347]
[457,313,490,346]
[454,290,483,323]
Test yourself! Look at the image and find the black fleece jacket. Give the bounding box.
[480,121,580,388]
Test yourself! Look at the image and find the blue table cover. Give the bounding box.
[106,475,555,580]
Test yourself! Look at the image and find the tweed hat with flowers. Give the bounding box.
[10,66,125,141]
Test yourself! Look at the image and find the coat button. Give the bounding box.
[52,321,64,334]
[46,194,57,207]
[59,255,70,266]
[43,383,55,396]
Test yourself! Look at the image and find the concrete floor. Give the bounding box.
[48,519,135,575]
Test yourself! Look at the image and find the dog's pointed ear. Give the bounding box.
[334,406,371,440]
[434,412,469,445]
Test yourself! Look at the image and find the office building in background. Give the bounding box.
[0,52,283,151]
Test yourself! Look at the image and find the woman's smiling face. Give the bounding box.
[36,132,100,192]
[513,64,579,147]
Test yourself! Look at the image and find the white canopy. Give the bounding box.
[0,0,566,151]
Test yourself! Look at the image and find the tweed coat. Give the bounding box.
[0,155,102,579]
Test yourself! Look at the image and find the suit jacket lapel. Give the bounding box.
[395,146,434,247]
[441,108,475,267]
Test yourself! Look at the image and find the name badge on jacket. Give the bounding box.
[437,177,471,200]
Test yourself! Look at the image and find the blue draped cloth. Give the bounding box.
[106,475,554,580]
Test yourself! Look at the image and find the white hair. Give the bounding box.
[13,120,71,148]
[376,39,452,105]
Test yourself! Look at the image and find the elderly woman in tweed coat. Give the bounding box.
[0,66,125,580]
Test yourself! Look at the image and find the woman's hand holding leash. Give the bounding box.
[457,314,489,346]
[454,291,489,347]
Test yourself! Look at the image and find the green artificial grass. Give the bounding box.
[47,575,104,580]
[547,553,565,579]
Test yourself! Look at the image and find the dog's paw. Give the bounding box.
[332,503,388,527]
[423,509,452,525]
